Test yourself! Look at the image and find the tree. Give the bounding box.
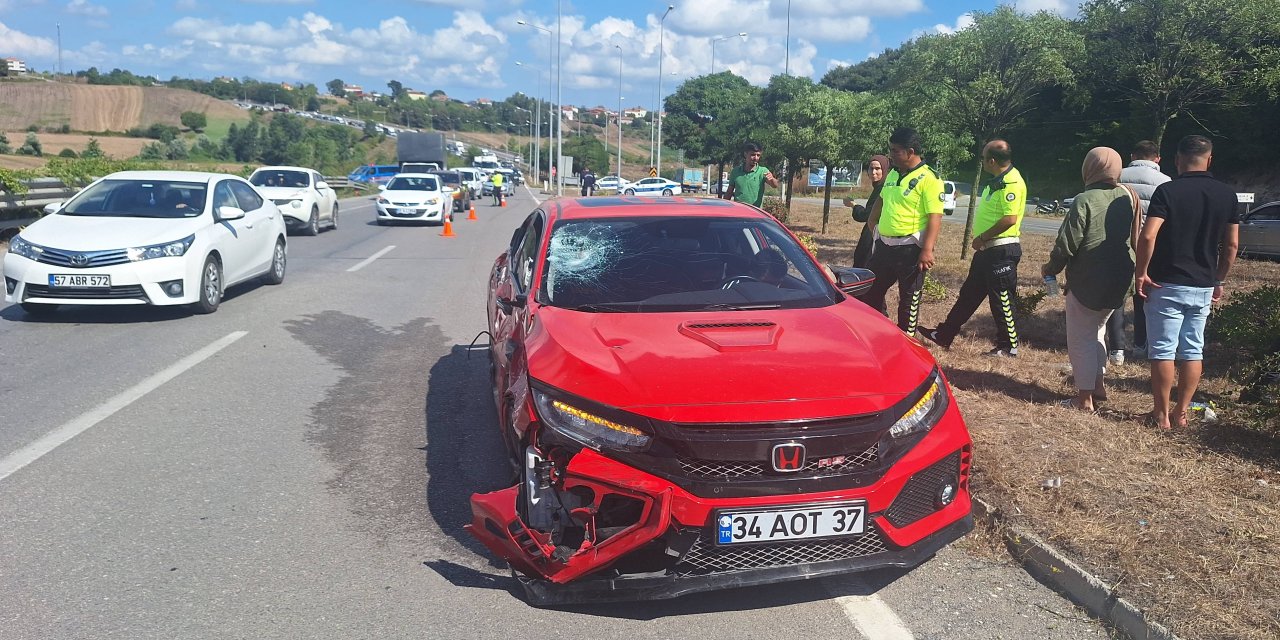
[180,111,207,132]
[1080,0,1280,147]
[82,138,105,159]
[0,131,11,154]
[897,6,1084,257]
[387,80,405,100]
[663,72,765,193]
[20,132,42,156]
[761,75,821,210]
[306,95,321,112]
[326,79,346,97]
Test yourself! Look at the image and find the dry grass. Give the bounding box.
[0,82,247,133]
[2,132,151,159]
[785,200,1280,640]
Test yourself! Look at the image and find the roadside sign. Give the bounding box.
[1237,192,1254,203]
[649,167,658,177]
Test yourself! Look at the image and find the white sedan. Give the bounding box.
[249,166,339,235]
[4,170,287,315]
[374,174,449,225]
[595,175,627,192]
[622,177,682,197]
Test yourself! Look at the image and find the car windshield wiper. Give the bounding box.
[564,303,630,312]
[696,303,783,311]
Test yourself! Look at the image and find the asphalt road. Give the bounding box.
[0,188,1105,639]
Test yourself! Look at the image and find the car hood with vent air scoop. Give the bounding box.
[525,301,937,423]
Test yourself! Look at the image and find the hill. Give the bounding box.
[0,81,249,133]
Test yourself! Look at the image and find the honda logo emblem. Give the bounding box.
[771,443,806,473]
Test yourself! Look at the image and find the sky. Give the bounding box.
[0,0,1079,110]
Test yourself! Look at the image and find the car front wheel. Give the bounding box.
[193,256,222,314]
[624,188,635,195]
[304,207,319,236]
[262,239,286,285]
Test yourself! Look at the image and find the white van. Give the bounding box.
[455,167,484,200]
[942,181,957,215]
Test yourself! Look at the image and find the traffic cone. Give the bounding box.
[467,203,478,221]
[501,195,507,207]
[440,213,455,237]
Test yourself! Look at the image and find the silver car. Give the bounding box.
[1240,201,1280,258]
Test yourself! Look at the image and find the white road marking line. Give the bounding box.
[347,245,396,272]
[0,331,248,483]
[524,183,543,204]
[830,590,915,640]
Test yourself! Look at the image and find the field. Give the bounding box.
[0,81,248,133]
[1,132,151,161]
[782,199,1280,640]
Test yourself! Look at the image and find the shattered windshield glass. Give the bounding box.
[540,216,839,312]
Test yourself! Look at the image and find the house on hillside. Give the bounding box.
[280,82,294,91]
[560,105,578,120]
[4,58,29,74]
[406,89,427,101]
[343,84,364,97]
[623,107,647,119]
[471,98,493,107]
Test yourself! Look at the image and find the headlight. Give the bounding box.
[532,388,651,452]
[425,198,439,205]
[8,235,42,261]
[889,371,949,439]
[127,234,195,261]
[377,197,389,205]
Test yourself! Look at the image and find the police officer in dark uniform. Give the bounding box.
[921,139,1026,357]
[858,127,944,336]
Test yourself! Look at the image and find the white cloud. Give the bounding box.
[1016,0,1079,16]
[931,13,975,35]
[827,58,854,71]
[65,0,108,17]
[669,0,921,40]
[0,21,58,58]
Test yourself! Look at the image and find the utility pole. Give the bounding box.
[656,5,674,176]
[56,23,62,75]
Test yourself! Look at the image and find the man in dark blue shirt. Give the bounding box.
[1134,135,1240,429]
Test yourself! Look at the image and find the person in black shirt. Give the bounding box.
[1134,135,1240,429]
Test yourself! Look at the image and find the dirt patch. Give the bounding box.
[2,132,151,159]
[0,81,248,133]
[783,199,1280,640]
[0,155,48,170]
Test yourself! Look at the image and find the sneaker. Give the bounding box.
[919,327,952,349]
[1108,350,1125,366]
[985,348,1017,358]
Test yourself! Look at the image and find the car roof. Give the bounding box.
[393,173,440,178]
[252,166,315,173]
[104,170,238,183]
[546,196,768,221]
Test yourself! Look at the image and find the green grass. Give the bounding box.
[201,115,240,144]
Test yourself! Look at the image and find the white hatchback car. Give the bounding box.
[4,170,287,315]
[248,166,339,235]
[374,174,449,225]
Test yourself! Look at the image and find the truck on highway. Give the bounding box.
[675,167,704,193]
[397,132,447,173]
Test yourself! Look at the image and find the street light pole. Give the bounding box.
[517,19,555,189]
[711,33,747,74]
[656,4,674,177]
[616,44,624,180]
[784,0,792,75]
[556,0,564,196]
[515,62,542,183]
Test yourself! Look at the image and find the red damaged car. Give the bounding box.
[468,196,973,604]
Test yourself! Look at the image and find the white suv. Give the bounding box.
[249,166,339,235]
[455,167,484,200]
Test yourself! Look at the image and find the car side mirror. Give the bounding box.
[43,202,63,215]
[316,181,329,190]
[496,293,528,314]
[378,184,388,191]
[217,206,246,221]
[829,266,876,296]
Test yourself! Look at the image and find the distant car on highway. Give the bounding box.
[456,168,485,200]
[430,170,471,213]
[375,174,448,225]
[942,181,957,215]
[1239,201,1280,258]
[5,170,287,315]
[249,166,338,235]
[623,177,682,197]
[595,175,627,192]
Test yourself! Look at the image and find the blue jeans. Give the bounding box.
[1145,284,1213,361]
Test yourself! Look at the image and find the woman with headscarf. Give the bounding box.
[1041,147,1141,411]
[844,154,890,268]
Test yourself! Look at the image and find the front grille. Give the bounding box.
[26,284,148,301]
[679,443,879,479]
[884,451,961,528]
[674,526,888,576]
[35,247,130,268]
[271,199,297,206]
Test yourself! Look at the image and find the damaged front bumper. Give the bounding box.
[466,428,973,605]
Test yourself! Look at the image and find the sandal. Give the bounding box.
[1057,399,1097,413]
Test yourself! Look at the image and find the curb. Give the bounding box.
[972,497,1180,640]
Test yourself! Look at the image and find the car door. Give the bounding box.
[228,179,277,278]
[492,211,545,446]
[313,171,336,223]
[1239,203,1280,257]
[210,180,258,283]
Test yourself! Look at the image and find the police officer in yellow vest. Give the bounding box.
[859,127,944,335]
[921,139,1026,357]
[490,171,505,206]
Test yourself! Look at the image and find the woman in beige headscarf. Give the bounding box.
[1041,147,1140,411]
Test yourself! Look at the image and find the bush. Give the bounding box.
[1209,285,1280,420]
[57,148,78,158]
[18,132,42,156]
[760,196,789,223]
[796,233,819,257]
[26,124,39,133]
[0,131,10,155]
[922,272,948,301]
[81,138,105,159]
[1012,289,1048,319]
[180,111,207,132]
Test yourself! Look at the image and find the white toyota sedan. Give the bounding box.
[248,166,339,235]
[375,174,448,225]
[622,177,682,197]
[3,171,287,316]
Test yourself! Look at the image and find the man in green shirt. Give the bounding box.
[722,141,779,207]
[921,139,1027,357]
[858,127,944,336]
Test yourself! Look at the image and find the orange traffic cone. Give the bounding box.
[467,203,478,221]
[440,213,455,237]
[500,196,507,208]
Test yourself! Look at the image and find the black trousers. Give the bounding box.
[1106,294,1147,350]
[859,240,925,334]
[935,243,1021,352]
